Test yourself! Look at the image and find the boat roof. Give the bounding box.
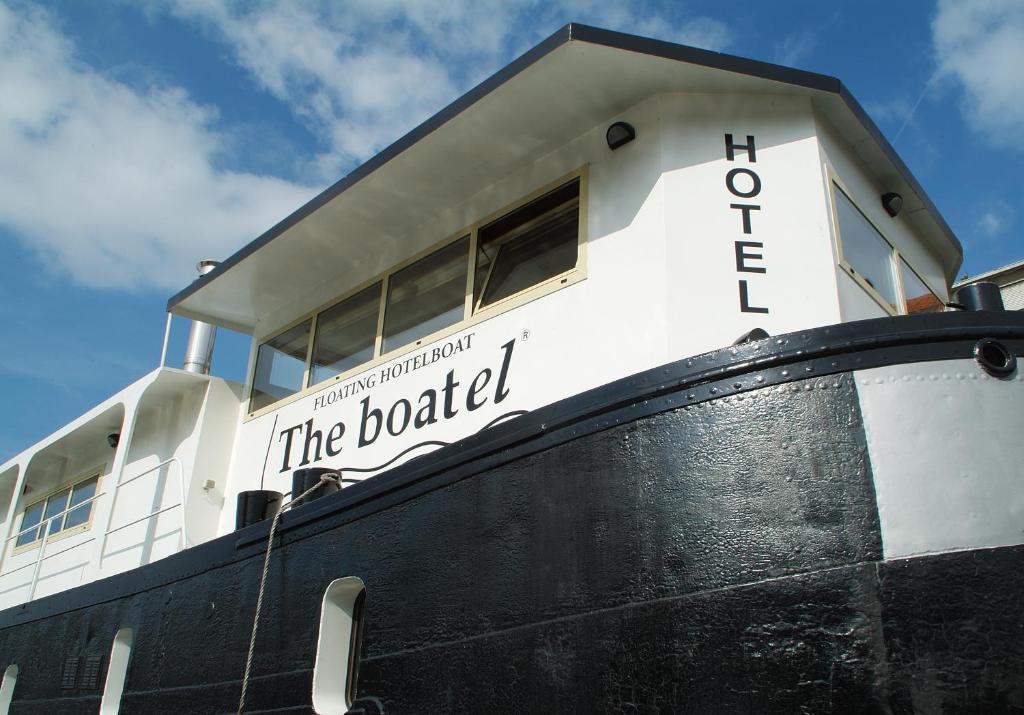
[167,23,964,334]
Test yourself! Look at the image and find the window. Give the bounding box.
[312,577,365,714]
[15,474,99,549]
[899,259,943,314]
[99,628,133,715]
[834,185,899,310]
[383,237,469,353]
[310,282,381,386]
[832,181,943,315]
[248,172,585,414]
[475,178,579,309]
[251,319,312,412]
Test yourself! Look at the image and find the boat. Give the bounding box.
[0,24,1021,714]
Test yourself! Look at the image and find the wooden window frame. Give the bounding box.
[245,167,588,419]
[12,470,103,555]
[826,172,943,316]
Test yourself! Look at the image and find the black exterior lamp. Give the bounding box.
[881,192,903,217]
[606,121,636,150]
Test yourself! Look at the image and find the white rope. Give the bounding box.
[237,472,341,715]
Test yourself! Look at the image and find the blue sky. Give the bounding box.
[0,0,1021,460]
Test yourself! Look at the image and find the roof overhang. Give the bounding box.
[167,23,964,334]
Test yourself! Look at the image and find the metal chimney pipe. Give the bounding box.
[953,281,1005,312]
[182,260,219,374]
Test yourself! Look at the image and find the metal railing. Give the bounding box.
[3,490,106,601]
[3,457,188,602]
[99,457,188,565]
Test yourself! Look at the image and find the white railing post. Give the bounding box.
[26,518,53,600]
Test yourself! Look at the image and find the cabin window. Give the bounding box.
[251,319,312,412]
[899,258,943,314]
[310,282,382,386]
[475,178,580,310]
[312,577,366,714]
[0,664,17,714]
[15,474,100,549]
[833,185,899,310]
[248,171,585,415]
[383,236,469,353]
[99,628,133,714]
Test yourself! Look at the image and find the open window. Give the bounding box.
[312,577,366,715]
[246,170,585,415]
[474,178,580,311]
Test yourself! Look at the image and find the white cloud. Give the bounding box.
[773,31,817,68]
[0,2,318,291]
[0,0,730,291]
[932,0,1024,145]
[976,200,1015,237]
[154,0,731,176]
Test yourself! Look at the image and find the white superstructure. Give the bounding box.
[0,28,962,609]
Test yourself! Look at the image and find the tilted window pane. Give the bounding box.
[251,320,312,412]
[310,282,382,386]
[43,489,71,535]
[834,186,898,308]
[16,501,45,547]
[64,477,98,530]
[475,179,579,309]
[900,259,942,314]
[382,237,469,353]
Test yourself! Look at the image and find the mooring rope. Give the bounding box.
[237,471,341,715]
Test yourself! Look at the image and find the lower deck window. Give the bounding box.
[15,474,99,548]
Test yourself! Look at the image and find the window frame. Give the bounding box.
[245,167,588,418]
[12,471,103,554]
[827,172,944,316]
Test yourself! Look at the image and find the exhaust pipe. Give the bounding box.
[182,260,219,374]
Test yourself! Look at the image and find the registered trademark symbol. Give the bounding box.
[521,329,530,341]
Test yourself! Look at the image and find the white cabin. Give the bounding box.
[0,26,961,608]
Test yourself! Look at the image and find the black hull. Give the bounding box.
[2,312,1023,714]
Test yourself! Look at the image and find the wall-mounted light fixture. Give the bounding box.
[606,121,636,150]
[881,192,903,217]
[107,433,120,449]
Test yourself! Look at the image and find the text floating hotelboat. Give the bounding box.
[0,24,1021,715]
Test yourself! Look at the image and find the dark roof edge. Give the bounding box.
[167,22,962,313]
